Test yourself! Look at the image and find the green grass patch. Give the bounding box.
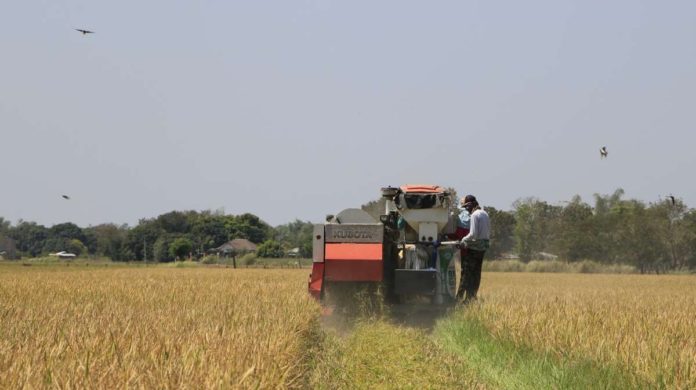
[311,320,484,389]
[435,309,644,389]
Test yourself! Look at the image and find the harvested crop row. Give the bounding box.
[311,319,485,389]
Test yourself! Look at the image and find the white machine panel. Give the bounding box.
[418,222,439,242]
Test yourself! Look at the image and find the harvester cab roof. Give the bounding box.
[394,185,451,211]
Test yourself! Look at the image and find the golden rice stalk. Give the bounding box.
[0,267,319,389]
[466,273,696,388]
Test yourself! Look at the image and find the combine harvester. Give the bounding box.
[308,185,462,307]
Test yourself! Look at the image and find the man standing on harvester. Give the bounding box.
[457,194,490,304]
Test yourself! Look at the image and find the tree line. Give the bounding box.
[0,211,314,262]
[2,189,695,272]
[361,189,696,273]
[486,189,696,273]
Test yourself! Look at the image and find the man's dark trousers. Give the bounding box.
[457,249,485,302]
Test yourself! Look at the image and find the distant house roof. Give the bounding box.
[286,247,300,257]
[536,252,558,260]
[50,251,77,259]
[214,238,257,253]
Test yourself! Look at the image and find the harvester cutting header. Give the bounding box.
[309,184,463,305]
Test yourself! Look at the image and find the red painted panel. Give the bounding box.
[325,243,382,261]
[308,263,324,299]
[324,260,383,282]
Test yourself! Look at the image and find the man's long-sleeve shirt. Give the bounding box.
[461,208,490,251]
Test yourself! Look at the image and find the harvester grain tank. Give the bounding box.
[308,185,462,304]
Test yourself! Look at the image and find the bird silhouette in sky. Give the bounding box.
[62,195,70,200]
[599,146,608,159]
[75,29,94,35]
[668,195,676,206]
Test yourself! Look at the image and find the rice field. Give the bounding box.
[0,266,318,388]
[1,263,694,388]
[449,273,696,389]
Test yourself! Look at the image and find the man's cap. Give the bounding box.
[462,194,478,207]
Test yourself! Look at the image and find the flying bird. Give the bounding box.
[75,29,94,35]
[62,195,70,200]
[599,146,608,159]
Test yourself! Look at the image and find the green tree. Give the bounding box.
[513,198,560,261]
[486,207,515,259]
[513,202,535,262]
[124,220,163,261]
[86,223,130,261]
[67,239,88,257]
[38,222,87,255]
[81,228,99,255]
[225,213,272,244]
[9,221,48,256]
[153,234,180,262]
[553,196,596,261]
[42,237,68,254]
[190,214,228,255]
[256,239,284,258]
[592,189,626,263]
[275,219,314,258]
[0,217,10,235]
[682,210,696,269]
[611,200,666,273]
[650,197,690,270]
[155,211,194,234]
[169,237,193,260]
[49,222,86,243]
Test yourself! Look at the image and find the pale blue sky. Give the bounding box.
[1,1,695,227]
